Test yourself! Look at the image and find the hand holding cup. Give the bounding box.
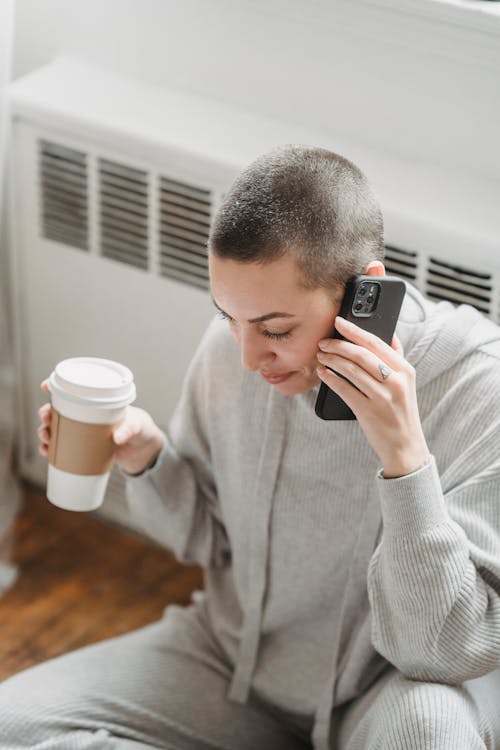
[110,407,165,476]
[38,357,162,511]
[38,385,164,479]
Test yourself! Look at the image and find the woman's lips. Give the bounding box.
[260,371,293,384]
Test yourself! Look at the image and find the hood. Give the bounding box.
[396,282,500,390]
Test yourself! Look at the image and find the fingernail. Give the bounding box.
[335,316,350,326]
[114,430,126,442]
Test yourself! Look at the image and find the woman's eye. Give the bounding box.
[262,330,292,340]
[217,311,291,340]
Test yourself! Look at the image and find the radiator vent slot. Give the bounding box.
[99,159,149,271]
[39,140,88,250]
[158,176,211,290]
[425,257,493,315]
[384,244,418,281]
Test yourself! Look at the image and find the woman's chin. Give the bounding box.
[271,371,319,396]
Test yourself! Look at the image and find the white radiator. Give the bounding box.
[7,58,500,530]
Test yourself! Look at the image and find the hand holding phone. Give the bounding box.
[313,274,430,477]
[315,275,406,420]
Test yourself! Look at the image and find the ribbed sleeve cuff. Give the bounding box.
[375,455,450,534]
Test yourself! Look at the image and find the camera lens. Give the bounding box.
[367,294,374,304]
[354,302,362,312]
[358,286,366,296]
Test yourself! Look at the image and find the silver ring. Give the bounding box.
[378,363,392,381]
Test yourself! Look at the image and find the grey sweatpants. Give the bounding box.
[0,604,498,750]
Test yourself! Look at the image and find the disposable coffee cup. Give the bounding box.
[46,357,136,512]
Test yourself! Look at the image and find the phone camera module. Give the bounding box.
[352,280,381,316]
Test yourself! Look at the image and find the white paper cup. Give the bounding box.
[46,357,136,511]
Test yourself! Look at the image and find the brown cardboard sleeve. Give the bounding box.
[48,408,119,476]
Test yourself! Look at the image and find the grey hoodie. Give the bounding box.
[123,282,500,749]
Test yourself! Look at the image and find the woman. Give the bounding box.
[7,145,500,749]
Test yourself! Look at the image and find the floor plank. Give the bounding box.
[0,482,203,681]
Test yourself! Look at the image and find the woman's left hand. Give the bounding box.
[316,316,430,478]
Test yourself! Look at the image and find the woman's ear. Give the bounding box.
[364,260,385,277]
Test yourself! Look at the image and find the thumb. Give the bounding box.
[113,408,141,445]
[114,429,125,445]
[114,425,132,445]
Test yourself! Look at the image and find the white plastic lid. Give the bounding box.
[48,357,136,408]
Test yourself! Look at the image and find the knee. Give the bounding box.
[0,667,66,745]
[371,675,488,750]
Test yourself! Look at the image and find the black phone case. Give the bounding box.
[314,275,406,420]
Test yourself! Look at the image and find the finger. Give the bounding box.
[38,444,48,457]
[316,365,366,414]
[113,414,137,445]
[38,404,52,422]
[319,338,397,385]
[329,316,402,368]
[37,425,51,443]
[317,351,390,398]
[113,427,129,445]
[40,379,50,392]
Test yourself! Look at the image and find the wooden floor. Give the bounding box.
[0,482,203,681]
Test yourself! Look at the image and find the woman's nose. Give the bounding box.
[240,332,274,372]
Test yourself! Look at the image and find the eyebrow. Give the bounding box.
[211,297,296,324]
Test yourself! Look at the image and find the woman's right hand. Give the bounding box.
[37,380,53,459]
[37,380,165,476]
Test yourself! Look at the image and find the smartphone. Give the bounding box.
[314,275,406,420]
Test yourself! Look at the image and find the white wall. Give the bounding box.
[1,0,15,195]
[0,0,21,593]
[10,0,500,187]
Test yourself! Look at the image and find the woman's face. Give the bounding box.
[208,254,342,395]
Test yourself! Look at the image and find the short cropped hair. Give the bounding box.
[208,145,385,294]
